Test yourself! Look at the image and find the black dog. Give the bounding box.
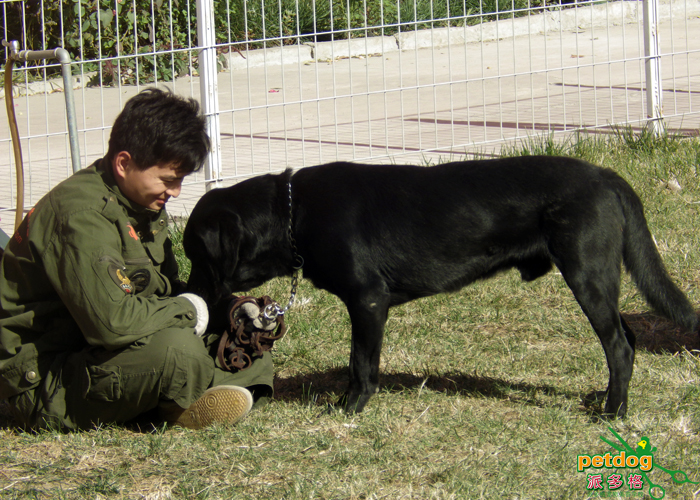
[183,157,697,417]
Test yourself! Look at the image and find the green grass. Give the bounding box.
[2,129,700,499]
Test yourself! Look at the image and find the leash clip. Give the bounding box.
[263,302,284,321]
[262,268,299,321]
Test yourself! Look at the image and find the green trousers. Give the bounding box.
[8,328,274,430]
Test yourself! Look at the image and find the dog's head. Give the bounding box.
[183,196,240,302]
[183,175,292,303]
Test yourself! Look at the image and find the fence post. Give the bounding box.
[196,0,222,190]
[643,0,663,135]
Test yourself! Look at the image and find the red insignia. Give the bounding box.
[127,224,139,241]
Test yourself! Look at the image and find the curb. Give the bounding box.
[310,36,399,61]
[224,0,698,69]
[0,72,95,99]
[227,44,313,70]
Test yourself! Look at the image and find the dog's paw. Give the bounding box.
[582,390,627,420]
[582,389,607,420]
[583,389,607,407]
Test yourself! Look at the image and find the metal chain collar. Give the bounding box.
[263,176,303,321]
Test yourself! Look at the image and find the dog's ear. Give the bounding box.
[217,212,244,276]
[184,211,243,301]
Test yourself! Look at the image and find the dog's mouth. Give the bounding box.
[186,268,219,303]
[187,262,268,303]
[224,275,268,294]
[186,283,211,302]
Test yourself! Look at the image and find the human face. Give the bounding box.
[114,153,187,210]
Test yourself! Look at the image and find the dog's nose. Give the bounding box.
[185,280,209,301]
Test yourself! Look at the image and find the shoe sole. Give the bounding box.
[175,385,253,429]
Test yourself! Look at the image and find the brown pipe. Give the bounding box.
[4,58,24,232]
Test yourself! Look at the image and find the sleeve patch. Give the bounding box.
[109,263,134,294]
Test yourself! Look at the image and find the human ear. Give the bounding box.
[113,151,132,180]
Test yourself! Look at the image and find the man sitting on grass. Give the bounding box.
[0,88,273,430]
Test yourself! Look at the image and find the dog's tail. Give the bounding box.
[617,177,697,332]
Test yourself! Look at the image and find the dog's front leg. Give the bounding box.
[339,289,390,413]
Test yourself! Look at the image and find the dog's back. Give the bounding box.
[292,157,622,301]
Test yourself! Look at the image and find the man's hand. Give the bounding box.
[178,293,209,336]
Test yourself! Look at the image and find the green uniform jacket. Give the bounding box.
[0,159,199,400]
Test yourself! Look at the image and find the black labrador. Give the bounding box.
[183,157,697,417]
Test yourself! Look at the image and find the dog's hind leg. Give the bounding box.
[338,284,391,413]
[561,270,635,417]
[548,199,636,418]
[555,250,635,418]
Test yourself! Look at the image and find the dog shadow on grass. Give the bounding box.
[274,363,597,416]
[275,311,699,417]
[274,366,610,418]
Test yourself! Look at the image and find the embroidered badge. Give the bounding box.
[12,207,35,245]
[109,265,134,294]
[126,224,139,241]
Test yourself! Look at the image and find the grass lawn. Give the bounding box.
[1,129,699,499]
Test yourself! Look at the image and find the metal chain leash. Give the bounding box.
[263,176,304,321]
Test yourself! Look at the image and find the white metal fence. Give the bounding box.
[1,0,699,235]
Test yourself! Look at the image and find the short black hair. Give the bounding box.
[106,88,210,174]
